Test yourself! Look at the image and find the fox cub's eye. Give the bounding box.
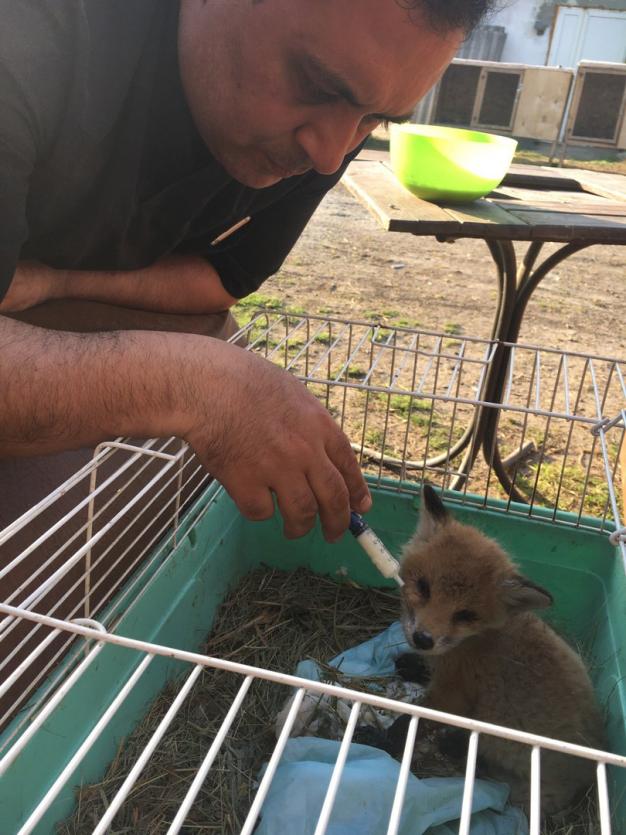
[416,578,430,599]
[453,609,477,624]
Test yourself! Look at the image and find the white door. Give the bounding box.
[547,6,626,67]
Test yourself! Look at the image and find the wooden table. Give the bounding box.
[342,153,626,498]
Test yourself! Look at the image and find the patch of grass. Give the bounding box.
[426,424,465,453]
[372,327,395,343]
[346,365,367,380]
[251,334,284,351]
[284,333,307,350]
[364,427,384,447]
[516,460,610,518]
[443,322,463,336]
[382,309,400,318]
[371,394,434,429]
[514,148,626,177]
[389,394,431,415]
[235,309,256,328]
[394,318,421,329]
[234,293,283,311]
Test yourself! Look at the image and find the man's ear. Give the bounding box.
[502,574,554,612]
[416,484,449,541]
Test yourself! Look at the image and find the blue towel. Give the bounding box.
[259,622,529,835]
[256,738,528,835]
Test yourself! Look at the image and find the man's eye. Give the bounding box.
[299,84,338,106]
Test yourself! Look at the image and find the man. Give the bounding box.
[0,0,489,541]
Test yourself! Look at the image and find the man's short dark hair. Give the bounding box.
[402,0,497,33]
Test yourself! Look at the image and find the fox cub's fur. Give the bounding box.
[398,485,604,814]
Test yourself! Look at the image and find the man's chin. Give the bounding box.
[223,162,283,189]
[211,150,280,188]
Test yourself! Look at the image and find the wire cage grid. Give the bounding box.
[0,311,624,834]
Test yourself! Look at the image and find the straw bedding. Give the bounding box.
[58,566,599,835]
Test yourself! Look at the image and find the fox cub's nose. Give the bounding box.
[412,630,434,651]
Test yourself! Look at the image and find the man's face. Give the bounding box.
[178,0,463,188]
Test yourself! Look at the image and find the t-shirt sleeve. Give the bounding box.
[206,143,366,299]
[0,1,73,302]
[0,73,35,302]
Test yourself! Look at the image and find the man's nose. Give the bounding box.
[295,106,369,176]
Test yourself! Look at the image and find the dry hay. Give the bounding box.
[58,567,399,834]
[58,566,602,835]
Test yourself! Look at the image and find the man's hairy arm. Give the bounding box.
[0,316,189,455]
[0,316,371,539]
[0,255,238,316]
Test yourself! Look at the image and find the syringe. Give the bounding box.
[348,511,404,587]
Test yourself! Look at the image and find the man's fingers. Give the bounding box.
[325,432,371,515]
[306,459,351,542]
[275,479,319,539]
[219,475,276,523]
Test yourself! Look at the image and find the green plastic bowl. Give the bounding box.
[389,123,518,203]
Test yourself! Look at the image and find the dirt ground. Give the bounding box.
[255,182,625,360]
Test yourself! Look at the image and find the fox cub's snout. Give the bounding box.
[397,485,605,815]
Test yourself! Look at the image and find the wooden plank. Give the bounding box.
[344,156,626,242]
[440,200,529,238]
[507,210,626,242]
[343,161,534,238]
[500,165,626,202]
[502,165,583,191]
[574,170,626,202]
[493,185,609,205]
[342,160,459,232]
[492,200,626,217]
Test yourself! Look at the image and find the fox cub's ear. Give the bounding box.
[417,484,449,540]
[502,574,554,612]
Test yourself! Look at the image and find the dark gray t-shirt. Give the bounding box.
[0,0,361,301]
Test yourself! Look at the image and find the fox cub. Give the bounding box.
[396,485,604,814]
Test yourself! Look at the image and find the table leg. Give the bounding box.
[448,240,518,492]
[479,240,596,502]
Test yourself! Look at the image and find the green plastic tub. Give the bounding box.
[1,481,624,832]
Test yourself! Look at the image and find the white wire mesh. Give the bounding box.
[0,312,625,832]
[237,313,625,536]
[0,609,624,835]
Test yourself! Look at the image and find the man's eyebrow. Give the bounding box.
[299,52,413,124]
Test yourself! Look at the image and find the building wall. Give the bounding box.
[485,0,626,65]
[487,0,551,65]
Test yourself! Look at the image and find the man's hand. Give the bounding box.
[0,318,370,542]
[182,341,371,541]
[0,262,62,312]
